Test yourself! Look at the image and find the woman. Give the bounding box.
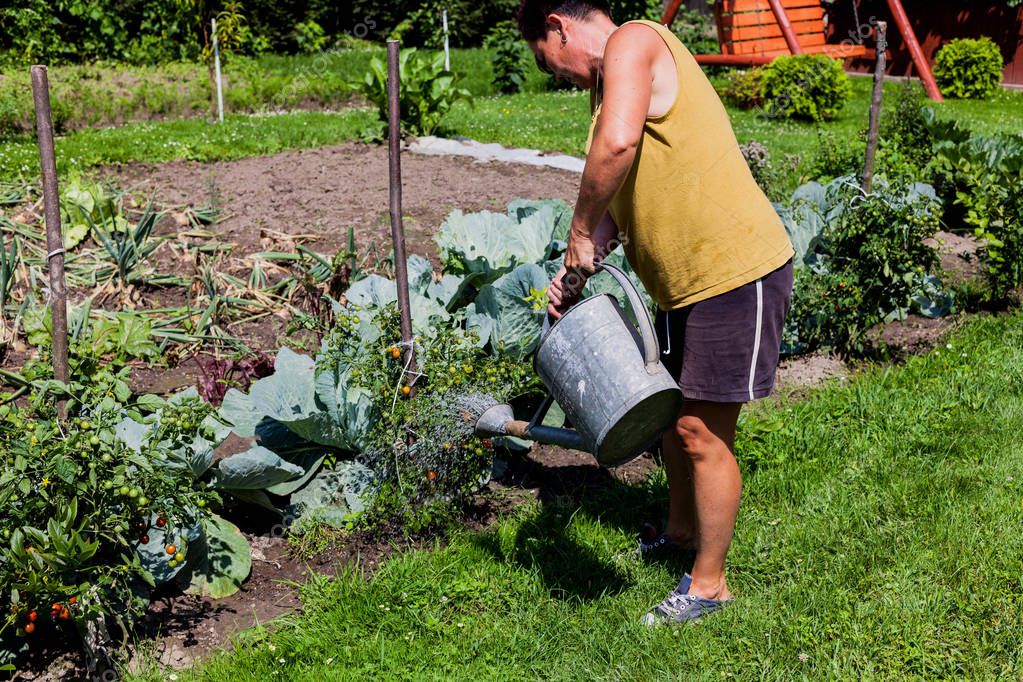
[517,0,794,623]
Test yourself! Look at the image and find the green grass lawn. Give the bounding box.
[3,58,1019,185]
[446,76,1023,161]
[128,311,1023,680]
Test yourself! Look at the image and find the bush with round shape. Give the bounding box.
[933,37,1004,100]
[760,54,853,122]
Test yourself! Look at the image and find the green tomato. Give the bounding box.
[174,552,184,561]
[128,488,139,499]
[167,558,178,568]
[101,453,112,463]
[89,435,100,446]
[118,486,130,496]
[80,420,92,431]
[103,481,114,490]
[138,496,149,507]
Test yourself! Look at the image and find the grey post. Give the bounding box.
[862,21,888,194]
[386,41,417,384]
[30,65,70,388]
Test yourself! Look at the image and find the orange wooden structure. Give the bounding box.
[661,0,942,100]
[695,0,869,65]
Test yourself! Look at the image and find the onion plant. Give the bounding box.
[88,198,161,286]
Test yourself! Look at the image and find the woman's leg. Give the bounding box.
[673,400,743,600]
[661,428,697,546]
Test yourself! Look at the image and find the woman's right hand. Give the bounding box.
[548,266,583,320]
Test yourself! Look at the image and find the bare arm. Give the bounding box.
[569,25,655,250]
[549,25,658,317]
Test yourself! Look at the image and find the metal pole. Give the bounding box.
[442,10,450,72]
[29,66,69,388]
[212,18,224,123]
[885,0,942,101]
[862,22,888,194]
[767,0,804,55]
[386,41,417,383]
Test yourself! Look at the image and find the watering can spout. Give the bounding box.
[473,401,591,452]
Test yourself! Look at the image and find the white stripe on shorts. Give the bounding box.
[748,279,764,401]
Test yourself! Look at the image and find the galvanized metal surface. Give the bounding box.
[534,263,683,466]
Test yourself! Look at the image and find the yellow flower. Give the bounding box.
[40,477,50,487]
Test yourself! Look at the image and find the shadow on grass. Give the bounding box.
[469,455,693,600]
[469,503,632,601]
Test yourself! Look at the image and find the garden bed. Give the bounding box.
[0,140,992,679]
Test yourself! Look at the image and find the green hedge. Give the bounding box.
[933,37,1004,100]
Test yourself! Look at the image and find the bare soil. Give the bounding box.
[104,142,582,270]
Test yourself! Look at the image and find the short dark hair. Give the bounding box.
[516,0,613,42]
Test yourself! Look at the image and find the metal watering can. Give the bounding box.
[473,262,683,467]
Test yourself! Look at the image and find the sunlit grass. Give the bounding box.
[128,311,1023,680]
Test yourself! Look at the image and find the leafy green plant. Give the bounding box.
[761,55,853,122]
[352,49,472,137]
[0,231,18,327]
[721,67,765,109]
[88,198,162,286]
[292,19,328,53]
[60,180,129,250]
[933,37,1004,100]
[485,21,528,95]
[778,177,947,354]
[670,6,720,56]
[926,116,1023,300]
[0,377,219,669]
[805,130,863,183]
[217,198,652,530]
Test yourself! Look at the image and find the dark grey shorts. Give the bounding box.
[654,260,794,403]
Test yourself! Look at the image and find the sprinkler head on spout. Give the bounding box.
[474,402,516,437]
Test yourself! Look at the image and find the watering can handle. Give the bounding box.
[543,262,660,368]
[595,262,660,367]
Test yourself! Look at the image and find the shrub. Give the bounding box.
[351,49,472,137]
[671,7,720,55]
[926,115,1023,300]
[805,130,863,183]
[779,177,947,354]
[760,54,853,121]
[292,20,328,53]
[876,80,934,179]
[485,21,528,95]
[933,37,1004,100]
[721,68,765,109]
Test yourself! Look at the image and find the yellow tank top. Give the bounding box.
[587,20,793,310]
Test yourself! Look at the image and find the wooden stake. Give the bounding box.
[862,22,888,194]
[386,41,417,384]
[29,66,69,389]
